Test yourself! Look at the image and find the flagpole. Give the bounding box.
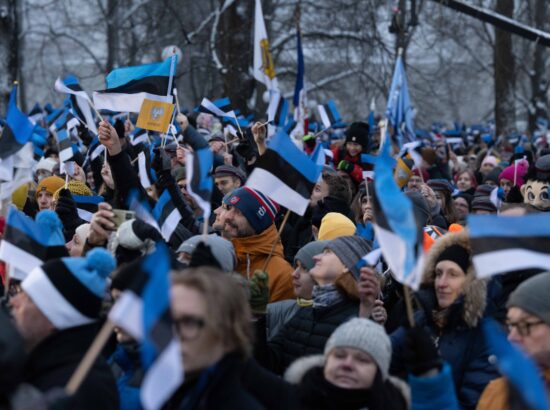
[403,286,416,327]
[173,88,181,114]
[66,320,115,395]
[262,209,291,272]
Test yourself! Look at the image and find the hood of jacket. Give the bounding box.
[421,229,487,328]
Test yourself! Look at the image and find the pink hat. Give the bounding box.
[498,160,529,187]
[481,155,498,168]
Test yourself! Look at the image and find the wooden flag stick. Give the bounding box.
[223,137,240,147]
[202,215,209,239]
[66,320,115,395]
[403,286,416,327]
[88,100,104,122]
[173,88,181,115]
[261,210,291,272]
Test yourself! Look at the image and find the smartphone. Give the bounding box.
[111,209,136,228]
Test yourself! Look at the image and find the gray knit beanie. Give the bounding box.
[325,236,372,278]
[507,272,550,325]
[177,234,236,273]
[294,240,329,271]
[324,318,392,380]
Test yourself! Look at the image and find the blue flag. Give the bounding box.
[0,85,35,160]
[386,55,415,147]
[185,146,213,220]
[483,319,550,410]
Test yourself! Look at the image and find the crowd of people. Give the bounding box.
[0,105,549,410]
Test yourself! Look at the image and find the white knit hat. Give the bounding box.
[324,318,392,380]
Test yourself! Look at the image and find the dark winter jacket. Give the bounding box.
[23,324,119,410]
[256,296,358,374]
[109,343,144,410]
[390,230,498,410]
[280,210,314,263]
[242,355,409,410]
[164,353,263,410]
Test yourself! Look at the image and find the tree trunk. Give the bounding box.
[493,0,516,136]
[218,0,254,114]
[105,0,119,72]
[0,0,19,114]
[528,0,547,133]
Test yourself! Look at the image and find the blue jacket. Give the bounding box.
[109,344,144,410]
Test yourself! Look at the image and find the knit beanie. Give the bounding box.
[177,234,236,273]
[21,248,115,330]
[482,167,502,185]
[11,184,29,211]
[325,236,372,278]
[325,318,392,380]
[111,219,162,265]
[223,187,279,234]
[318,212,356,240]
[53,180,93,201]
[507,272,550,325]
[435,244,471,274]
[294,240,329,271]
[481,155,498,169]
[474,184,495,198]
[344,122,370,150]
[471,196,497,213]
[498,160,529,187]
[454,192,473,210]
[36,176,65,198]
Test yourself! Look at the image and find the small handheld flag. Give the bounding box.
[0,85,35,160]
[185,146,214,221]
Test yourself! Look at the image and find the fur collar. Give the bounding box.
[421,229,487,328]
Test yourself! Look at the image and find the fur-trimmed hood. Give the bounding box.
[421,229,487,328]
[284,355,410,407]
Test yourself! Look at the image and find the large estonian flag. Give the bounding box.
[185,146,213,220]
[152,190,182,242]
[109,243,183,410]
[54,75,98,134]
[245,130,322,216]
[468,213,550,279]
[372,134,424,290]
[317,100,342,130]
[93,57,176,113]
[0,85,35,160]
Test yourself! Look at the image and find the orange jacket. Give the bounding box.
[232,224,295,303]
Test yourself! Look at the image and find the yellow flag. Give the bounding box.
[136,99,175,133]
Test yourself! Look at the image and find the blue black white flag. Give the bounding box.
[468,214,550,279]
[317,100,342,130]
[185,146,213,221]
[0,85,35,160]
[73,195,104,222]
[152,190,183,242]
[386,55,415,147]
[246,130,322,216]
[93,57,176,113]
[267,91,289,128]
[54,75,98,134]
[109,242,183,410]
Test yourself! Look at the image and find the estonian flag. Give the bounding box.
[482,318,550,410]
[56,128,76,163]
[73,195,104,222]
[245,130,322,216]
[55,75,98,134]
[372,135,424,290]
[93,57,176,113]
[196,97,236,119]
[130,128,150,146]
[185,146,213,220]
[0,208,67,277]
[0,85,35,160]
[128,191,162,234]
[267,91,289,128]
[108,243,183,410]
[468,214,550,279]
[317,100,342,130]
[152,190,183,242]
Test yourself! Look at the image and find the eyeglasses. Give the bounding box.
[173,314,206,341]
[506,320,545,337]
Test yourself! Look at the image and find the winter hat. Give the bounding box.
[498,160,529,187]
[21,248,115,330]
[471,196,497,213]
[177,234,236,273]
[454,192,473,210]
[36,157,58,174]
[111,219,162,265]
[507,272,550,325]
[481,155,498,169]
[482,167,502,185]
[53,180,93,201]
[474,184,495,198]
[435,244,471,274]
[344,122,370,149]
[324,318,392,380]
[534,154,550,181]
[36,176,65,198]
[172,166,187,183]
[11,184,29,211]
[294,240,330,271]
[325,236,372,278]
[223,187,279,234]
[214,165,247,185]
[427,179,453,194]
[318,212,356,240]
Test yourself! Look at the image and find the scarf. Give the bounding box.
[297,297,313,307]
[312,284,344,309]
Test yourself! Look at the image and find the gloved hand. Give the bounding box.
[506,185,523,203]
[55,189,86,241]
[403,326,442,376]
[151,148,172,174]
[236,139,257,161]
[188,241,222,270]
[303,134,316,151]
[337,160,354,173]
[249,270,269,315]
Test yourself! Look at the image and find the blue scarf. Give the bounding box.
[312,284,344,309]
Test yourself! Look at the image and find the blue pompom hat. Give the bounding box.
[223,187,279,234]
[22,248,116,330]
